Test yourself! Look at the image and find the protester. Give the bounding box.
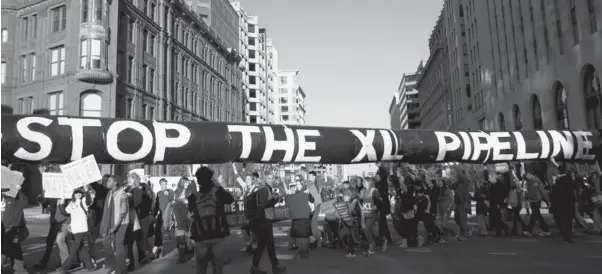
[437,178,456,240]
[152,178,174,257]
[100,175,129,274]
[173,176,195,262]
[233,163,259,254]
[375,165,393,248]
[188,166,234,274]
[523,163,551,237]
[285,180,314,258]
[124,173,144,270]
[57,189,96,274]
[451,168,469,241]
[551,163,577,243]
[359,177,382,254]
[1,189,29,274]
[249,171,286,274]
[336,190,362,258]
[489,171,509,237]
[35,193,70,269]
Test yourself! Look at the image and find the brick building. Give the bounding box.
[1,0,243,177]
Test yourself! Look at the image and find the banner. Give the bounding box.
[42,173,71,198]
[1,115,600,165]
[60,155,103,189]
[223,197,336,226]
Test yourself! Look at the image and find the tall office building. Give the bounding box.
[416,10,453,130]
[260,30,279,124]
[230,1,250,122]
[0,0,242,178]
[437,0,602,132]
[277,69,306,125]
[389,62,424,130]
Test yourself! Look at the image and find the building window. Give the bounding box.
[249,76,256,85]
[21,55,27,82]
[248,50,255,59]
[128,19,135,42]
[281,106,289,112]
[21,17,28,41]
[553,0,564,54]
[249,63,256,72]
[31,15,37,39]
[80,39,102,69]
[27,97,34,114]
[50,46,66,76]
[80,92,102,117]
[30,53,36,81]
[459,4,464,17]
[249,89,256,98]
[1,62,6,84]
[570,0,579,45]
[80,40,88,68]
[149,34,155,55]
[498,112,506,130]
[143,29,148,51]
[513,105,523,130]
[149,68,155,93]
[280,76,288,84]
[49,92,64,115]
[150,3,156,21]
[127,56,134,83]
[588,0,598,33]
[1,29,7,42]
[554,82,570,130]
[584,65,602,129]
[51,5,67,32]
[82,0,89,22]
[142,65,147,90]
[532,95,543,130]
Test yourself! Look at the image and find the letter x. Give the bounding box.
[350,130,377,163]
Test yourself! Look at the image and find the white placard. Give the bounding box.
[60,155,103,189]
[1,166,25,198]
[42,173,72,198]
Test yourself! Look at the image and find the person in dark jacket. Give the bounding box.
[489,172,509,237]
[188,167,234,274]
[152,178,174,257]
[249,171,286,274]
[1,190,29,274]
[124,172,144,270]
[551,164,576,243]
[375,165,393,245]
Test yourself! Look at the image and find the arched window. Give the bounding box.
[555,82,570,129]
[80,92,102,117]
[513,105,522,130]
[532,95,543,130]
[584,65,602,128]
[1,29,8,42]
[498,112,506,130]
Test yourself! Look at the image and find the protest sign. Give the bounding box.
[60,155,103,189]
[42,173,71,198]
[1,166,25,198]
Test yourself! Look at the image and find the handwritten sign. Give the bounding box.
[60,155,103,189]
[42,173,71,198]
[1,166,25,198]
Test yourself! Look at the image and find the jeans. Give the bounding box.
[527,201,549,233]
[154,213,164,247]
[511,206,528,233]
[39,222,65,265]
[454,205,468,237]
[194,238,225,274]
[490,205,508,236]
[363,216,377,248]
[138,216,153,258]
[61,232,94,272]
[345,225,360,253]
[418,212,440,241]
[55,223,70,264]
[250,219,279,268]
[103,225,128,274]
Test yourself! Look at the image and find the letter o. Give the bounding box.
[106,121,153,162]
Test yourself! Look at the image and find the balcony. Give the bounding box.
[76,69,113,84]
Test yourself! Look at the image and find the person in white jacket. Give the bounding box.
[57,188,96,274]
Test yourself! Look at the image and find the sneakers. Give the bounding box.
[250,265,267,274]
[382,238,388,252]
[521,231,531,237]
[344,252,356,258]
[537,232,551,237]
[363,250,375,256]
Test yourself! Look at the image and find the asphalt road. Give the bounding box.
[7,206,601,274]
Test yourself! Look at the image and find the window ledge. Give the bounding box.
[76,69,113,84]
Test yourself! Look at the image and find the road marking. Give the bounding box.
[584,255,602,259]
[488,252,518,256]
[589,240,602,243]
[276,254,296,260]
[406,248,432,253]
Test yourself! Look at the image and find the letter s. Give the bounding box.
[14,117,54,161]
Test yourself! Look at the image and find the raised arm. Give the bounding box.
[232,162,248,189]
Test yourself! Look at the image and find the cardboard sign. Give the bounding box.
[60,155,103,189]
[42,173,71,198]
[1,166,25,198]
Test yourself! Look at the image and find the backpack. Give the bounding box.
[194,187,219,219]
[243,185,259,219]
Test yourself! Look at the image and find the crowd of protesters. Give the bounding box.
[2,159,602,274]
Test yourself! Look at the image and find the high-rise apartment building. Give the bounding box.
[389,63,423,129]
[231,1,250,122]
[417,10,453,130]
[278,69,306,125]
[0,0,242,178]
[245,16,270,124]
[260,30,279,124]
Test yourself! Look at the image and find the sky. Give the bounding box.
[239,0,444,175]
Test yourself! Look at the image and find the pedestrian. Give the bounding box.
[551,163,576,243]
[335,190,362,258]
[437,178,456,240]
[451,168,469,241]
[489,171,509,237]
[189,166,235,274]
[285,181,314,258]
[100,175,129,274]
[34,193,70,269]
[360,177,382,255]
[173,176,195,262]
[152,178,174,258]
[56,189,96,274]
[249,171,286,274]
[375,166,393,249]
[1,189,29,274]
[523,163,551,237]
[124,173,143,270]
[508,176,528,235]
